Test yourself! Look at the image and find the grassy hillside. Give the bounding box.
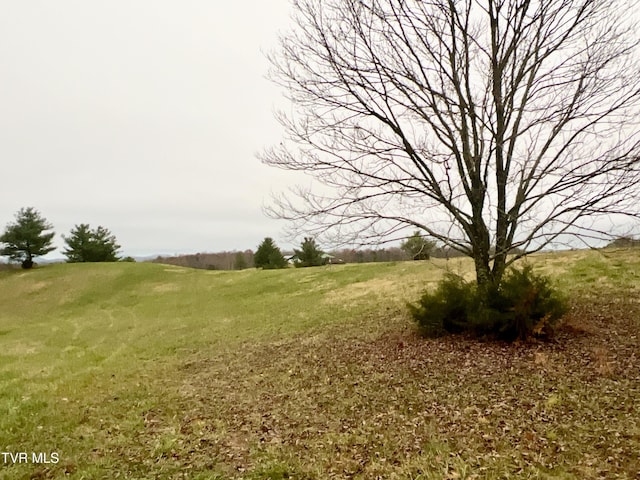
[0,251,639,479]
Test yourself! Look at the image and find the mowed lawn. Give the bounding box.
[0,250,639,479]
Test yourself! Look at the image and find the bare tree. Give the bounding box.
[261,0,640,287]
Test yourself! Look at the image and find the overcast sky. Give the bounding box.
[0,1,305,258]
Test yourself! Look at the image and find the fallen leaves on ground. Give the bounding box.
[130,293,639,479]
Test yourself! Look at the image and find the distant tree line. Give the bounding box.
[153,234,467,271]
[606,236,640,249]
[7,206,632,272]
[0,207,123,269]
[152,250,255,271]
[0,208,468,272]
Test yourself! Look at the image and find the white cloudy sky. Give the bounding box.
[0,1,304,257]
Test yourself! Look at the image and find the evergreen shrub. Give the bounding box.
[408,272,473,337]
[410,265,566,341]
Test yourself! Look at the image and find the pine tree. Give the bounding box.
[293,237,324,267]
[0,207,56,269]
[254,237,287,269]
[63,224,121,262]
[401,231,436,260]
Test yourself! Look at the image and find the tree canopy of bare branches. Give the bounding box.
[261,0,640,286]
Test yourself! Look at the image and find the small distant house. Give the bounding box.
[287,253,344,265]
[321,253,334,264]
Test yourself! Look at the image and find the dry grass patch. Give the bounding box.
[151,282,181,293]
[324,278,402,304]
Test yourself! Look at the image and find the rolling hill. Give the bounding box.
[0,250,638,479]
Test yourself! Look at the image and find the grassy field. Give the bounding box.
[0,250,639,479]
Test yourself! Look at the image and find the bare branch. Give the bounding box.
[261,0,640,285]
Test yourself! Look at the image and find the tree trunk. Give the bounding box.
[264,0,640,274]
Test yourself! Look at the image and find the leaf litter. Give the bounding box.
[126,291,640,479]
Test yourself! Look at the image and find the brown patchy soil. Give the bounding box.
[126,294,639,479]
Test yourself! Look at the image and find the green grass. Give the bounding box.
[0,250,639,479]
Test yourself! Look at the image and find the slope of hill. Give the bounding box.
[0,250,639,479]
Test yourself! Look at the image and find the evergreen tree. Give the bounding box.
[0,207,56,269]
[63,224,121,262]
[62,224,92,262]
[254,237,287,269]
[293,237,324,267]
[401,231,436,260]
